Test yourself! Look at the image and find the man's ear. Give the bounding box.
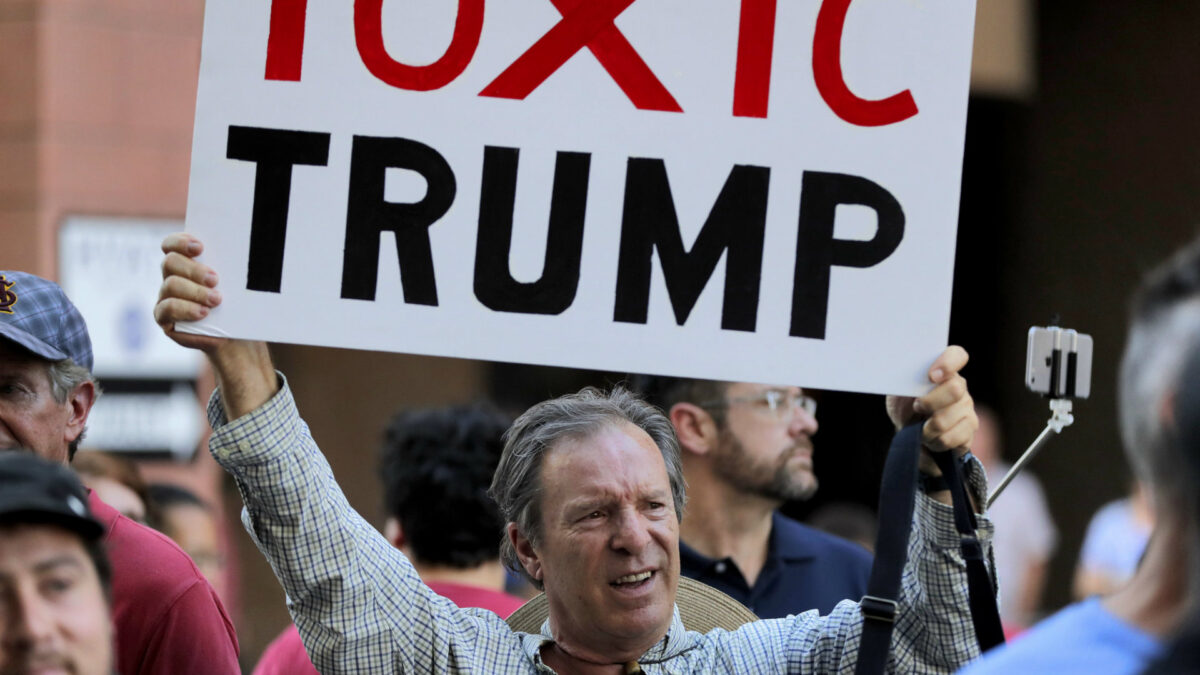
[669,402,719,457]
[64,380,96,446]
[508,523,543,582]
[384,517,406,550]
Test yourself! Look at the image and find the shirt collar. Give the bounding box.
[521,606,692,666]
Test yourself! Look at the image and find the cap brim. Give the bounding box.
[0,323,68,362]
[0,508,104,540]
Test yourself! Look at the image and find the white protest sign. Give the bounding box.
[184,0,977,395]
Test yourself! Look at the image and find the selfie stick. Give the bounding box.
[986,399,1073,508]
[987,327,1086,509]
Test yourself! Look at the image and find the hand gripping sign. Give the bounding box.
[183,0,977,396]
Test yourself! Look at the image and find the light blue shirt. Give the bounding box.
[961,598,1163,674]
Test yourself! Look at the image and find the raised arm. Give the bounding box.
[152,234,530,672]
[705,347,990,673]
[154,232,276,419]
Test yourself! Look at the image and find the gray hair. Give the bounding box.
[1118,238,1200,507]
[488,386,686,588]
[46,358,100,461]
[48,358,95,403]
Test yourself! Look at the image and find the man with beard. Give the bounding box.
[634,378,874,617]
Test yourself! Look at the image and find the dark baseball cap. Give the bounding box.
[0,271,93,372]
[0,452,103,540]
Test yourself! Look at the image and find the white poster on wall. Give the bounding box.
[183,0,977,395]
[60,217,206,379]
[59,217,205,459]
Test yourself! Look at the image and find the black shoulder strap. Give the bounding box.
[854,423,921,675]
[929,450,1006,652]
[854,424,1004,675]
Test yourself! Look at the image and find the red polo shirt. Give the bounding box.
[90,492,240,674]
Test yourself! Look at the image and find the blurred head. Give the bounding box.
[635,375,820,502]
[971,406,1002,467]
[807,502,878,553]
[0,452,112,675]
[1117,239,1200,512]
[73,452,149,523]
[0,272,99,464]
[490,387,686,659]
[147,484,223,598]
[379,403,511,568]
[1138,270,1200,675]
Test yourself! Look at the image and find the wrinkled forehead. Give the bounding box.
[540,422,670,499]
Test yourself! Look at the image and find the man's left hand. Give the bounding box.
[885,346,977,478]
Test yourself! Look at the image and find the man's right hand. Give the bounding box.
[154,233,278,419]
[155,233,226,354]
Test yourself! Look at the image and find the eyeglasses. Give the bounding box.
[699,388,817,420]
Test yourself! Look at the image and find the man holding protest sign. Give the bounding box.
[633,376,872,618]
[155,232,990,673]
[171,0,988,669]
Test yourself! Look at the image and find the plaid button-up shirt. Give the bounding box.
[209,377,992,674]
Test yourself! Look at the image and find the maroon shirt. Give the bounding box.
[252,581,525,675]
[90,492,240,674]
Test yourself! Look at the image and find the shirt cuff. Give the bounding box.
[917,455,994,549]
[206,372,299,467]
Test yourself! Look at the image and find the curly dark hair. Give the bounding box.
[380,403,511,569]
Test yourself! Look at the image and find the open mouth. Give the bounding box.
[611,570,654,588]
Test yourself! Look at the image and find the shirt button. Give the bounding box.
[714,562,727,574]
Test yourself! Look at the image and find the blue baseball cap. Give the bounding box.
[0,271,93,372]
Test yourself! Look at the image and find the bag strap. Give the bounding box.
[929,450,1006,652]
[854,424,1004,675]
[854,423,921,675]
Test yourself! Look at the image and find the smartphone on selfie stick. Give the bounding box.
[987,326,1093,508]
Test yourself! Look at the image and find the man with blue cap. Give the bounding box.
[0,272,96,463]
[0,271,240,674]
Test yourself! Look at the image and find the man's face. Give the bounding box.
[970,410,1000,467]
[0,343,79,465]
[79,477,145,523]
[530,423,679,658]
[0,524,112,675]
[161,505,225,600]
[711,383,820,502]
